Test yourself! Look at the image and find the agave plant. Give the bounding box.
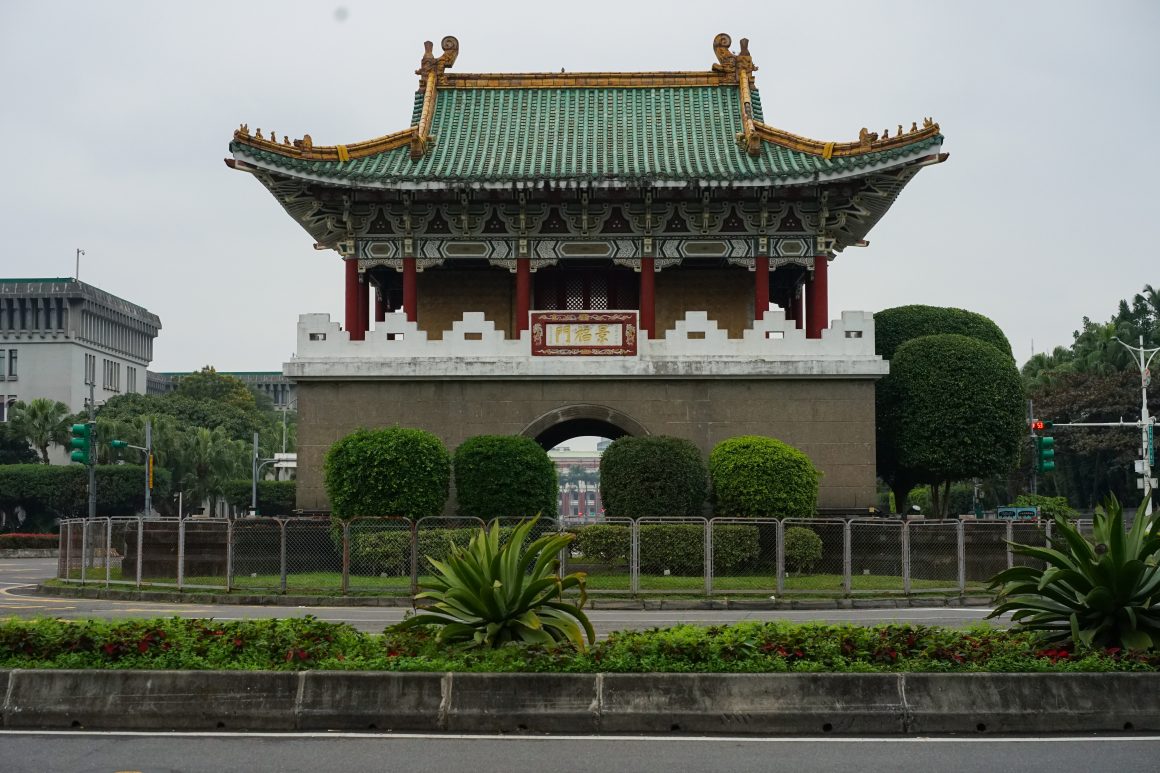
[988,494,1160,651]
[399,516,595,650]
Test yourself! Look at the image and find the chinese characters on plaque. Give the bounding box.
[530,311,638,356]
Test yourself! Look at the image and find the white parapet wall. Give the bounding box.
[285,309,888,380]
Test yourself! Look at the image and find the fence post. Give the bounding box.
[58,522,68,581]
[342,520,351,596]
[103,519,112,587]
[775,519,785,596]
[279,519,288,594]
[410,519,419,597]
[177,518,186,590]
[704,518,713,597]
[902,521,911,596]
[631,519,640,596]
[1005,520,1014,570]
[135,517,144,589]
[79,520,89,586]
[842,520,852,596]
[956,520,966,594]
[226,520,234,593]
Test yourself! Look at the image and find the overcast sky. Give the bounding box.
[0,0,1156,373]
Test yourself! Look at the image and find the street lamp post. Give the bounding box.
[281,398,297,454]
[1113,335,1159,515]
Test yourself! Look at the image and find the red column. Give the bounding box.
[515,258,531,334]
[344,259,363,340]
[374,286,384,322]
[402,257,417,323]
[806,255,828,338]
[754,256,769,321]
[791,289,804,329]
[639,258,655,338]
[358,273,370,336]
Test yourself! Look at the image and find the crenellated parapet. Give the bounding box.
[287,309,885,380]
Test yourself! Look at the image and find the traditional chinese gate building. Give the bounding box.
[227,34,945,512]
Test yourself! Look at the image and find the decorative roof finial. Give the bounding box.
[416,35,460,87]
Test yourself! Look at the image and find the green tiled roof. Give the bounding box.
[231,86,942,187]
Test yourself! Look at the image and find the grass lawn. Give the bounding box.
[62,567,985,596]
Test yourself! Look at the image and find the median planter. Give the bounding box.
[3,670,1158,734]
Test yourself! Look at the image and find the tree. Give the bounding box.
[174,366,260,412]
[883,334,1025,517]
[7,398,72,464]
[0,422,36,465]
[184,426,248,515]
[875,305,1015,512]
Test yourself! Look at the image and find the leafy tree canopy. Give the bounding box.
[884,334,1025,517]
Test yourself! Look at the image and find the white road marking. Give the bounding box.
[1,730,1157,743]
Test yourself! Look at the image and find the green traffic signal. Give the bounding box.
[1036,435,1056,473]
[69,422,94,465]
[109,440,128,449]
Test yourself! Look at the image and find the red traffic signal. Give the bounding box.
[1030,419,1053,431]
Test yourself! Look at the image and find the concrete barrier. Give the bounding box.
[2,669,1157,734]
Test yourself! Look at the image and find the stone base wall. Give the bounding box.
[296,377,878,513]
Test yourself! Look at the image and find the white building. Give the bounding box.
[0,277,161,422]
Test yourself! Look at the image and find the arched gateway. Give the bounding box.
[227,34,946,513]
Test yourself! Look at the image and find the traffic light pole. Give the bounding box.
[86,381,96,520]
[1112,335,1158,515]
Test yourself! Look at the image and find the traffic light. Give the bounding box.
[1031,419,1056,473]
[69,422,94,465]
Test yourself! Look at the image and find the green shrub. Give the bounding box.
[400,517,595,649]
[784,526,823,574]
[453,435,557,519]
[990,495,1160,651]
[712,524,762,574]
[635,523,759,575]
[1013,494,1079,520]
[222,480,297,516]
[323,427,450,518]
[573,523,631,563]
[875,305,1013,360]
[709,436,819,517]
[599,436,707,518]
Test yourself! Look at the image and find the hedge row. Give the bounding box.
[0,465,172,531]
[221,480,297,516]
[571,523,763,575]
[0,533,58,549]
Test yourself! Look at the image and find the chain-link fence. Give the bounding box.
[56,515,1101,599]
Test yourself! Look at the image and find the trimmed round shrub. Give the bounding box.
[453,435,557,519]
[709,436,819,517]
[324,427,450,518]
[784,526,823,574]
[599,436,707,518]
[874,305,1013,360]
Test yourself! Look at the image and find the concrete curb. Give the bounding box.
[0,550,57,559]
[1,670,1154,734]
[36,584,994,611]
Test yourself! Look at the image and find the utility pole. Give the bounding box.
[1113,335,1158,515]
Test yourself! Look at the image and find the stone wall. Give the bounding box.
[417,269,514,340]
[656,268,753,338]
[295,377,877,513]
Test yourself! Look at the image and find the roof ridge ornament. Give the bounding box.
[412,36,459,160]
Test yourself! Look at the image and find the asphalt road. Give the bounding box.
[0,557,1002,632]
[1,731,1157,773]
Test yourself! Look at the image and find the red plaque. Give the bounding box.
[530,311,638,356]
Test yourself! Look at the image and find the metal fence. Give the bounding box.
[56,516,1091,598]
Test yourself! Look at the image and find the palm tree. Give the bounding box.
[8,398,71,463]
[184,426,247,516]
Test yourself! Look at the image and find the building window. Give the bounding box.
[6,349,15,380]
[0,398,6,422]
[127,366,137,393]
[0,349,5,381]
[84,353,96,386]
